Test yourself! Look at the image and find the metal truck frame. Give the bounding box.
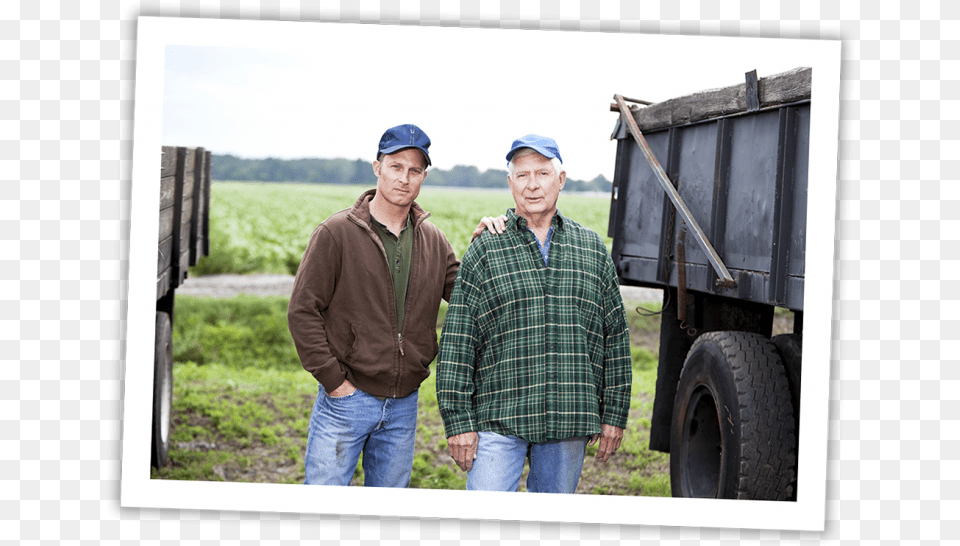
[608,68,809,500]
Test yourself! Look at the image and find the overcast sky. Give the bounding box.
[161,22,830,182]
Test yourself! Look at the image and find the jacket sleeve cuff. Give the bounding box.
[312,357,347,392]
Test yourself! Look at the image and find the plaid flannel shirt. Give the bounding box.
[436,209,632,443]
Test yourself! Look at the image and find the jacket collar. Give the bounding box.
[349,188,430,228]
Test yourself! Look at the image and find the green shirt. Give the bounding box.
[371,213,414,332]
[436,209,632,443]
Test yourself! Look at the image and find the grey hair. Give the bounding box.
[507,147,564,178]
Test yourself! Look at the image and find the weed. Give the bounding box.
[173,295,301,372]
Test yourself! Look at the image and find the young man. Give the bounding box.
[288,124,458,487]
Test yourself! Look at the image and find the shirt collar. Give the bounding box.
[506,208,566,233]
[370,210,414,234]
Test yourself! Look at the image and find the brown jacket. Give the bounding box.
[288,189,459,398]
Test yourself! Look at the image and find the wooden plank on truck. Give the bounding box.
[158,145,212,298]
[161,146,177,178]
[201,150,211,256]
[189,148,206,266]
[170,148,187,290]
[624,67,811,133]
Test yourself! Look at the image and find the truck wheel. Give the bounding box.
[152,311,173,468]
[772,332,802,501]
[670,331,796,500]
[771,333,802,431]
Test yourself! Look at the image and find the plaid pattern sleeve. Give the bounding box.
[435,250,484,438]
[599,250,633,429]
[436,210,632,444]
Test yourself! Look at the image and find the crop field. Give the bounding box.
[191,182,614,276]
[153,181,677,494]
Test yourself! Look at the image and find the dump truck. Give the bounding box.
[608,68,809,500]
[153,146,211,468]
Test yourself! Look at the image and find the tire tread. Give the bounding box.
[686,331,797,500]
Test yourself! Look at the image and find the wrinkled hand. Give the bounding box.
[588,424,624,463]
[447,431,479,472]
[471,215,508,242]
[328,379,357,398]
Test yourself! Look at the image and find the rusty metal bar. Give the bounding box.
[613,93,736,286]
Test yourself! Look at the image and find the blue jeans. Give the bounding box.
[466,431,589,493]
[303,383,418,487]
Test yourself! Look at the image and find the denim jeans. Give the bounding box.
[466,431,589,493]
[303,383,418,487]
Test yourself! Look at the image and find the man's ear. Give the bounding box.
[558,170,566,190]
[372,160,380,177]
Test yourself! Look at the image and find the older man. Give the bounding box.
[436,134,633,493]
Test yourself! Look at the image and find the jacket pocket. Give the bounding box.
[342,322,361,363]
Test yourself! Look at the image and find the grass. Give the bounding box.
[172,295,300,371]
[156,362,315,483]
[151,294,671,495]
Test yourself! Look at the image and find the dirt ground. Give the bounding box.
[177,273,297,298]
[176,274,791,338]
[177,273,665,302]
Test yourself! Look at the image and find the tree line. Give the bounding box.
[210,154,613,193]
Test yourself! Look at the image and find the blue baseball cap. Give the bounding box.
[378,124,431,166]
[505,134,562,165]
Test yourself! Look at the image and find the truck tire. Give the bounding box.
[771,333,802,431]
[152,311,173,468]
[670,331,796,500]
[771,332,802,501]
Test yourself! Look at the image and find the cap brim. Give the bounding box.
[506,145,560,163]
[379,145,431,166]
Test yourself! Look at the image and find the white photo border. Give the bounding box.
[121,16,840,531]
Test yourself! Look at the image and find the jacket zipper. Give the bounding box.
[367,212,419,399]
[374,232,401,399]
[396,225,415,397]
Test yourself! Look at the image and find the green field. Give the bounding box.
[153,182,672,495]
[192,182,614,276]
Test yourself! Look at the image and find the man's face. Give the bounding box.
[372,148,428,209]
[508,152,566,221]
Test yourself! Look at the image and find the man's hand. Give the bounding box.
[471,215,508,242]
[447,431,479,472]
[588,424,624,463]
[328,379,357,398]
